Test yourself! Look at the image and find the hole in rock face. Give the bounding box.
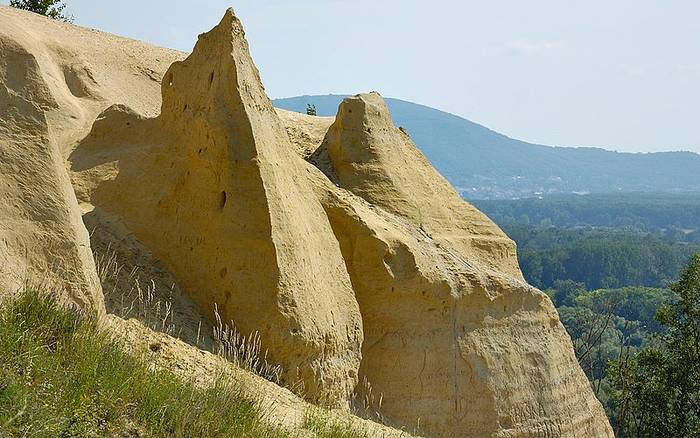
[208,71,215,86]
[219,267,228,279]
[183,103,188,111]
[219,191,227,209]
[167,73,174,86]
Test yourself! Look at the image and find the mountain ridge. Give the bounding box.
[274,94,700,199]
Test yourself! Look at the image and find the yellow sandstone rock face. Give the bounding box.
[71,10,363,404]
[322,92,522,278]
[0,12,103,312]
[303,93,613,436]
[1,5,613,436]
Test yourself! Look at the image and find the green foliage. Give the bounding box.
[609,255,700,437]
[306,104,317,116]
[582,287,674,337]
[475,192,700,235]
[0,291,356,437]
[549,284,673,426]
[558,305,620,379]
[547,279,587,307]
[506,225,699,290]
[9,0,73,22]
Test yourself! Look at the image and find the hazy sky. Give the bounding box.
[5,1,699,153]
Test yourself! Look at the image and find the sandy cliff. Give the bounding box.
[0,5,612,437]
[71,11,363,404]
[293,95,612,436]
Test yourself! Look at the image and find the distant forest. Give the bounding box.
[474,192,700,237]
[475,193,700,290]
[503,225,700,290]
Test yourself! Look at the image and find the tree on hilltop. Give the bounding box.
[9,0,73,22]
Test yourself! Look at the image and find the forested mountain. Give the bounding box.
[274,95,700,199]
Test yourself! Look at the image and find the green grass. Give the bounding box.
[0,292,374,437]
[0,292,287,437]
[303,409,369,438]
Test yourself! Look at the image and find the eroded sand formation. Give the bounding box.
[72,11,363,404]
[0,5,613,437]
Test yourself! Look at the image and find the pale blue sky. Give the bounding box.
[5,1,700,153]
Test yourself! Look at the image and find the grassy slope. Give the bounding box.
[0,293,366,438]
